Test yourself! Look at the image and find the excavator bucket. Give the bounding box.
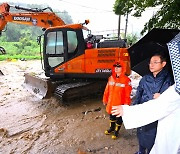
[0,47,6,54]
[23,73,55,99]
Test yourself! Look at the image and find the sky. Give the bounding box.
[1,0,159,37]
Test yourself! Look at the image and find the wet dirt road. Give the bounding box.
[0,60,139,154]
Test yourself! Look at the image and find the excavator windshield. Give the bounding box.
[45,29,79,68]
[46,31,64,67]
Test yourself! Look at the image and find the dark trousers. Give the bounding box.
[137,121,158,154]
[110,114,123,125]
[139,145,151,154]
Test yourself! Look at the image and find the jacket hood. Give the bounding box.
[167,32,180,95]
[112,60,126,78]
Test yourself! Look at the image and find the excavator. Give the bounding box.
[0,2,131,101]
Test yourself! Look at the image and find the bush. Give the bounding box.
[0,41,40,60]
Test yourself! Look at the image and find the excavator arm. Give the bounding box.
[0,2,65,32]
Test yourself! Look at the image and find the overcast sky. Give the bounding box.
[1,0,159,37]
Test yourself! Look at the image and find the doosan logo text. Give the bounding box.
[13,16,31,22]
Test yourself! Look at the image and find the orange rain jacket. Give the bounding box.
[103,60,132,114]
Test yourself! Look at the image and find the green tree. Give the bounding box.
[4,24,22,42]
[113,0,180,34]
[55,10,73,24]
[126,33,139,46]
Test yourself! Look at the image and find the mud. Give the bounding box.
[0,60,140,154]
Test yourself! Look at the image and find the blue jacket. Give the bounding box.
[133,69,174,150]
[134,69,174,105]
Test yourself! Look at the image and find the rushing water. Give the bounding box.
[0,60,139,154]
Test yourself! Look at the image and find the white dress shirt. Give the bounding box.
[122,85,180,154]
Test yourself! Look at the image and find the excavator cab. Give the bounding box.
[42,26,86,79]
[31,25,131,101]
[42,25,130,79]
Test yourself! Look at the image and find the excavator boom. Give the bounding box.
[0,3,65,32]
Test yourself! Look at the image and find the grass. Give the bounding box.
[0,54,41,61]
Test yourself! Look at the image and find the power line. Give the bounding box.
[54,10,114,14]
[92,29,124,33]
[59,0,113,12]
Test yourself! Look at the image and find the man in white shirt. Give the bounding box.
[111,32,180,154]
[112,85,180,154]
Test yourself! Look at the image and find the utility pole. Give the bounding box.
[117,15,121,40]
[124,12,128,39]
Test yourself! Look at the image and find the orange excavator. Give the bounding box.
[0,3,131,101]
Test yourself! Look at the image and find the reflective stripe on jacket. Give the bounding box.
[103,75,132,114]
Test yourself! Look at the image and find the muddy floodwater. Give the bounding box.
[0,60,140,154]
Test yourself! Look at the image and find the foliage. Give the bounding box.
[0,40,40,55]
[113,0,180,34]
[55,10,73,24]
[126,33,139,46]
[0,42,19,55]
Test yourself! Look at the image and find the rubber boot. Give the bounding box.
[112,123,121,139]
[104,120,116,135]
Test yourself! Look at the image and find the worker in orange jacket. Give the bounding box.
[103,60,132,139]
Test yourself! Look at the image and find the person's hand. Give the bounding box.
[111,105,123,117]
[103,102,107,106]
[153,93,160,99]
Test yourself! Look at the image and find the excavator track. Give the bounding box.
[54,81,106,102]
[23,73,106,102]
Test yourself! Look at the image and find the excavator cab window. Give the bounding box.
[67,31,78,58]
[46,31,64,54]
[46,31,64,68]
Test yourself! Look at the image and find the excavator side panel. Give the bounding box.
[84,47,131,75]
[54,55,85,74]
[54,48,131,77]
